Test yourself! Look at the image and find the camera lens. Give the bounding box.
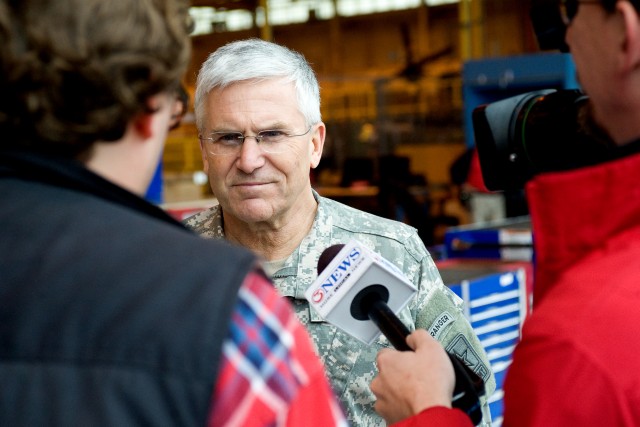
[472,89,612,191]
[472,89,557,191]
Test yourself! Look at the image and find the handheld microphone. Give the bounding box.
[306,240,485,426]
[307,239,418,346]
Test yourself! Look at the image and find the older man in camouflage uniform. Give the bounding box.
[186,38,495,426]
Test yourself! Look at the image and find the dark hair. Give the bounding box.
[602,0,640,12]
[0,0,192,158]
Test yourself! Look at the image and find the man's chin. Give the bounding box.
[227,199,276,224]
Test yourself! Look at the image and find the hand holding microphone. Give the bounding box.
[371,329,457,425]
[306,241,485,426]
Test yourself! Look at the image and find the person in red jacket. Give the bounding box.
[370,0,640,426]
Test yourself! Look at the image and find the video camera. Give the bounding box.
[471,89,614,191]
[470,1,614,191]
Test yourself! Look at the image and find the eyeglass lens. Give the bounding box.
[203,127,312,155]
[560,0,579,24]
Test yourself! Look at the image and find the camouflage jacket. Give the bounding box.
[185,190,495,426]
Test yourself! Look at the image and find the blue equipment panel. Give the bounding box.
[440,261,529,426]
[444,216,532,261]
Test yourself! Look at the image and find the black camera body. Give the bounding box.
[471,89,614,191]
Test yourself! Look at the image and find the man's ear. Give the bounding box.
[310,122,326,169]
[133,112,155,139]
[199,137,210,173]
[618,0,640,72]
[133,94,168,139]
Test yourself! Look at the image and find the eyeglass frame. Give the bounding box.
[199,125,314,155]
[559,0,603,25]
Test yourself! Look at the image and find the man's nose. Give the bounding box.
[235,136,266,172]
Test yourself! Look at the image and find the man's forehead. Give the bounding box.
[212,77,294,95]
[204,79,302,127]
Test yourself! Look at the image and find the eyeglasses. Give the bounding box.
[559,0,601,25]
[200,126,313,156]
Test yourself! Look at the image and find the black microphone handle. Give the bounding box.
[368,299,412,351]
[367,299,484,426]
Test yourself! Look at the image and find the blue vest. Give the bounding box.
[0,151,256,425]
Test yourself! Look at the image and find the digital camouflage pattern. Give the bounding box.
[185,190,495,426]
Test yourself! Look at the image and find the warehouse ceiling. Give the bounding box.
[190,0,259,9]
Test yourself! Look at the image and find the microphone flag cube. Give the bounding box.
[305,239,417,345]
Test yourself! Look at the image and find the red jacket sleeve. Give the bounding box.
[391,407,473,427]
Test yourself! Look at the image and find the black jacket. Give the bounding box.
[0,150,256,426]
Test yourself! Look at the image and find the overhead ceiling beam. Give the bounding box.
[189,0,259,10]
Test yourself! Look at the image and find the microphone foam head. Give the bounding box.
[317,244,346,275]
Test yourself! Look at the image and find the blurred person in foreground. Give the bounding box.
[371,0,640,425]
[0,1,346,425]
[185,38,495,426]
